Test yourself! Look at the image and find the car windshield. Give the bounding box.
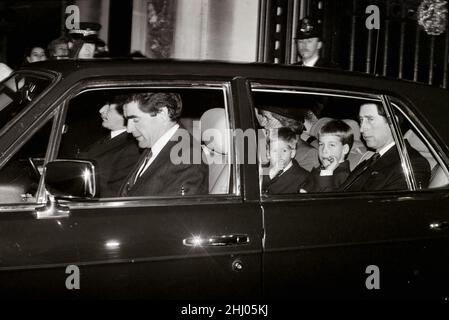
[0,72,52,131]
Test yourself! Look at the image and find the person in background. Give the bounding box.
[24,46,47,64]
[294,16,338,68]
[68,22,109,59]
[48,36,70,60]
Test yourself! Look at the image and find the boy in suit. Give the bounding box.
[262,127,308,194]
[300,119,353,193]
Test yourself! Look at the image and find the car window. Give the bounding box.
[56,85,236,199]
[391,103,449,189]
[0,118,54,204]
[250,85,435,196]
[0,73,52,131]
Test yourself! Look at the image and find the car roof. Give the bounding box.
[17,59,449,150]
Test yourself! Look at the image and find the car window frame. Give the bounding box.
[0,108,60,211]
[389,96,449,190]
[249,82,441,201]
[0,70,60,137]
[50,79,243,209]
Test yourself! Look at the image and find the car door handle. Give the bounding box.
[183,234,249,247]
[429,221,449,231]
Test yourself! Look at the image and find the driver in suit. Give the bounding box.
[119,92,208,197]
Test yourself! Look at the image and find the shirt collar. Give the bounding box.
[378,141,395,157]
[303,55,319,67]
[150,123,179,157]
[110,128,126,139]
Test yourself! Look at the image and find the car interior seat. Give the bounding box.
[404,129,448,188]
[342,119,368,171]
[179,117,200,143]
[200,108,231,194]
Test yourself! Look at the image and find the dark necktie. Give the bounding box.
[102,134,111,144]
[121,148,152,195]
[341,152,380,191]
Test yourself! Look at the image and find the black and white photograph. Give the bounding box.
[0,0,449,306]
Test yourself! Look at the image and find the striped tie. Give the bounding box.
[122,148,152,194]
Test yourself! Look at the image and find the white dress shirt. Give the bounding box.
[378,141,395,157]
[303,55,319,67]
[135,124,180,180]
[110,128,126,139]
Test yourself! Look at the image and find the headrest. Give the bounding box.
[0,63,12,82]
[309,117,332,138]
[200,108,229,155]
[343,119,362,141]
[404,129,436,168]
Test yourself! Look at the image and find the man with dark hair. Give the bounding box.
[79,96,141,197]
[120,92,208,196]
[340,103,430,191]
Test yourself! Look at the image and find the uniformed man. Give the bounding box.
[294,16,337,68]
[68,22,109,59]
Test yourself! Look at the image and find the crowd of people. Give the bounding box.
[0,21,145,82]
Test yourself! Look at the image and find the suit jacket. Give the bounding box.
[341,142,430,192]
[120,127,209,197]
[300,160,350,193]
[79,131,141,197]
[262,159,308,194]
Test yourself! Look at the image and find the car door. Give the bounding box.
[0,76,263,299]
[249,82,449,299]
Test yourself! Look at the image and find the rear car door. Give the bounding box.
[0,76,262,299]
[250,82,449,299]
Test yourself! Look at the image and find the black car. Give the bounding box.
[0,59,448,299]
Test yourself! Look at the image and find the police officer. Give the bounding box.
[294,16,337,68]
[68,22,109,59]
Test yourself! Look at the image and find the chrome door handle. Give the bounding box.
[429,221,449,231]
[183,234,249,247]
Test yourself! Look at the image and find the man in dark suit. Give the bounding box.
[293,16,339,68]
[79,97,141,197]
[119,92,208,197]
[341,103,430,191]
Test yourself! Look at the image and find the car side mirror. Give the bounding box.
[44,160,96,199]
